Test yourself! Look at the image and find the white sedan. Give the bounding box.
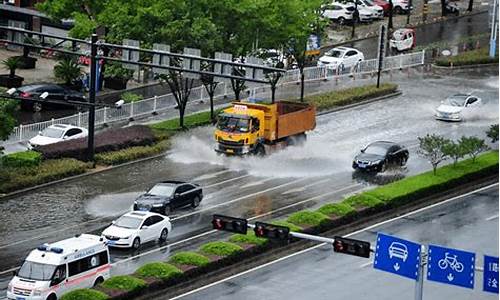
[102,211,172,249]
[435,93,482,122]
[28,124,88,149]
[317,46,364,72]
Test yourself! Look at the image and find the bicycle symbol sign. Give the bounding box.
[427,245,475,289]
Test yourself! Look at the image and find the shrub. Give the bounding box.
[135,262,182,280]
[53,57,81,86]
[303,83,398,111]
[104,61,134,79]
[486,124,499,143]
[150,109,224,133]
[1,150,41,168]
[169,252,210,267]
[0,158,89,193]
[101,275,146,292]
[121,92,143,103]
[344,193,384,209]
[435,49,498,67]
[229,231,268,246]
[200,241,243,257]
[317,202,355,217]
[286,211,329,227]
[270,220,303,232]
[95,140,169,165]
[60,289,108,300]
[36,125,156,160]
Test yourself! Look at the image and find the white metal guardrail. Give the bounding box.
[2,51,424,146]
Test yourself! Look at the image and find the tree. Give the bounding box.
[467,0,473,11]
[486,124,499,143]
[443,140,467,166]
[200,62,219,123]
[0,96,17,145]
[53,57,82,86]
[440,0,447,16]
[230,65,247,101]
[417,134,450,174]
[459,136,489,163]
[2,57,21,78]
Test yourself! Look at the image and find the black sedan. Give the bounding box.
[13,83,86,111]
[133,181,203,215]
[352,141,409,173]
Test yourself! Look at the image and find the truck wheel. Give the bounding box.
[288,134,307,146]
[254,145,266,156]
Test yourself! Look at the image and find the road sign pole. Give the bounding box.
[489,0,498,58]
[414,245,425,300]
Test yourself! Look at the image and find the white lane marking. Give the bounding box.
[112,182,363,266]
[359,261,373,268]
[240,178,274,189]
[204,174,252,189]
[0,267,20,277]
[486,214,499,221]
[168,183,498,300]
[193,170,233,181]
[281,179,331,195]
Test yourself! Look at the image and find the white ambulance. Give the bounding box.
[7,234,110,300]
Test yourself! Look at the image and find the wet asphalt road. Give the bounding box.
[0,67,497,298]
[173,185,499,300]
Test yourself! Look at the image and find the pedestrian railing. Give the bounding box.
[2,50,425,146]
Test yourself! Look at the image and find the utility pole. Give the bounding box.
[388,0,394,29]
[352,0,359,38]
[407,0,413,24]
[377,25,386,88]
[87,34,97,163]
[490,0,498,57]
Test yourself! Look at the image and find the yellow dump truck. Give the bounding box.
[214,101,316,155]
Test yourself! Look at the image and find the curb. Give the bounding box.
[0,89,402,200]
[431,62,499,70]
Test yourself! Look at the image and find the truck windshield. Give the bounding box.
[17,261,57,281]
[217,116,250,133]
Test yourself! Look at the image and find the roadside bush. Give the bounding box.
[286,211,329,227]
[150,109,224,133]
[101,275,146,292]
[1,150,41,168]
[0,158,89,193]
[344,193,384,209]
[317,202,355,217]
[303,83,398,111]
[60,288,108,300]
[36,125,156,160]
[135,262,182,280]
[229,231,268,246]
[200,241,243,257]
[435,49,498,67]
[270,220,303,232]
[169,252,210,267]
[121,92,143,103]
[95,140,169,165]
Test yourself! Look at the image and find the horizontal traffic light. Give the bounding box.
[333,236,371,258]
[212,214,248,234]
[254,221,290,241]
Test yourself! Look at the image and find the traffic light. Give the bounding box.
[254,221,290,241]
[333,236,371,258]
[211,214,248,234]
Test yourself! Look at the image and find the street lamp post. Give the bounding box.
[87,34,97,163]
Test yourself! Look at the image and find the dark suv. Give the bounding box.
[133,181,203,215]
[13,83,86,111]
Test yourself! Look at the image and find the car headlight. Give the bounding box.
[371,160,382,165]
[33,289,42,296]
[152,203,164,207]
[7,282,13,293]
[121,235,131,240]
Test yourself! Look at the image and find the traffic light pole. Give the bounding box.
[87,34,98,163]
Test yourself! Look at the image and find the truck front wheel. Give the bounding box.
[254,144,266,156]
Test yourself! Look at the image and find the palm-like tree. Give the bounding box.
[2,57,21,78]
[54,58,82,86]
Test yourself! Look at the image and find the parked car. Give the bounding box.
[28,124,88,149]
[372,0,391,15]
[444,1,460,16]
[102,211,172,249]
[317,46,364,72]
[392,0,410,14]
[322,3,355,25]
[134,181,203,215]
[390,28,416,52]
[435,93,482,122]
[352,141,409,173]
[11,83,86,112]
[357,0,385,19]
[252,48,287,68]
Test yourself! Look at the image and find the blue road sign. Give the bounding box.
[373,233,421,280]
[427,245,475,289]
[483,255,499,294]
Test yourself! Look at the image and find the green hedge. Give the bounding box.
[200,241,243,257]
[1,150,42,168]
[286,211,329,227]
[101,275,146,292]
[95,140,169,165]
[229,231,268,246]
[150,109,224,133]
[0,158,89,193]
[435,49,498,67]
[169,251,210,267]
[304,83,398,111]
[135,262,182,280]
[121,92,143,103]
[60,289,109,300]
[270,220,303,232]
[317,202,356,217]
[344,193,385,209]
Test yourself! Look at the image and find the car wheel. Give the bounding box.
[159,228,168,242]
[163,205,172,215]
[338,17,346,25]
[254,144,266,156]
[400,156,408,166]
[191,196,200,208]
[394,6,402,14]
[132,237,141,250]
[380,160,388,172]
[33,102,42,112]
[46,294,57,300]
[93,276,104,287]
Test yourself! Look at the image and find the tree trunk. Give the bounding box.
[9,69,15,78]
[388,0,394,29]
[441,0,447,16]
[467,0,473,11]
[300,68,305,102]
[433,164,437,175]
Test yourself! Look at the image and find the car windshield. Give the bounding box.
[41,127,65,138]
[17,261,56,281]
[147,184,175,197]
[444,95,468,107]
[325,49,344,58]
[217,116,250,133]
[363,0,375,6]
[364,145,388,156]
[114,216,142,229]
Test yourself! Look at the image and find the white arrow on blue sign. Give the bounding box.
[427,244,475,289]
[373,233,421,280]
[483,255,499,294]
